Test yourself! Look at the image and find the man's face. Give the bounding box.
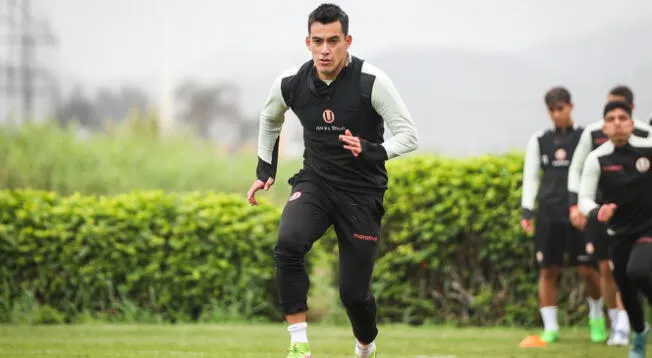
[547,102,573,127]
[305,21,351,80]
[603,108,634,143]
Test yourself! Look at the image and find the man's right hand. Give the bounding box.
[569,205,587,230]
[597,203,617,222]
[520,218,534,235]
[247,177,274,206]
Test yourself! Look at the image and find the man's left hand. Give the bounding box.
[569,205,587,230]
[339,129,361,157]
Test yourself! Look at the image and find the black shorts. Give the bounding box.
[282,168,385,253]
[534,214,593,268]
[609,230,652,267]
[584,215,612,261]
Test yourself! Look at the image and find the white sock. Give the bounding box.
[288,322,308,343]
[355,341,376,357]
[615,310,630,333]
[608,308,619,328]
[588,297,604,319]
[540,306,559,331]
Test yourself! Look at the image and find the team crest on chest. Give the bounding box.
[322,109,335,124]
[635,157,650,173]
[551,147,570,167]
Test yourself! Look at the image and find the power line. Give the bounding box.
[0,0,58,123]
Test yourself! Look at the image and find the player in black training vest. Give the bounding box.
[567,85,652,345]
[247,4,418,358]
[579,101,652,358]
[520,87,604,344]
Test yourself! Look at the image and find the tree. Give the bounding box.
[55,85,150,132]
[175,80,245,146]
[55,85,98,129]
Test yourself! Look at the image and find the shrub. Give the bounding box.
[327,154,590,327]
[0,189,285,323]
[0,149,594,327]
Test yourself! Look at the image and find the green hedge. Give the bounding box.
[0,190,284,323]
[0,153,593,327]
[365,154,588,327]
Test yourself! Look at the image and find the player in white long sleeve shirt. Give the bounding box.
[246,4,418,358]
[579,100,652,358]
[520,86,603,344]
[568,85,652,345]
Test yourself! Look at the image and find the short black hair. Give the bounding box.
[603,100,632,118]
[544,86,572,107]
[609,85,634,106]
[308,3,349,35]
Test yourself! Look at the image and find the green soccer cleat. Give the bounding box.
[628,325,649,358]
[540,330,559,343]
[286,342,311,358]
[589,317,608,343]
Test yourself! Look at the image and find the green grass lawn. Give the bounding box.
[0,323,637,358]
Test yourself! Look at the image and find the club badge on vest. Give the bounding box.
[316,108,345,132]
[322,109,334,123]
[541,148,570,167]
[552,148,569,167]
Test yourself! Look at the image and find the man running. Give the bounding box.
[579,100,652,358]
[247,4,418,358]
[567,85,652,345]
[521,86,604,344]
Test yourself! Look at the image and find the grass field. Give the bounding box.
[0,323,638,358]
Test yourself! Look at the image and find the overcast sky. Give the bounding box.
[37,0,652,84]
[0,0,647,156]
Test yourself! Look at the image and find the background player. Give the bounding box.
[521,86,604,344]
[567,85,652,345]
[579,100,652,358]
